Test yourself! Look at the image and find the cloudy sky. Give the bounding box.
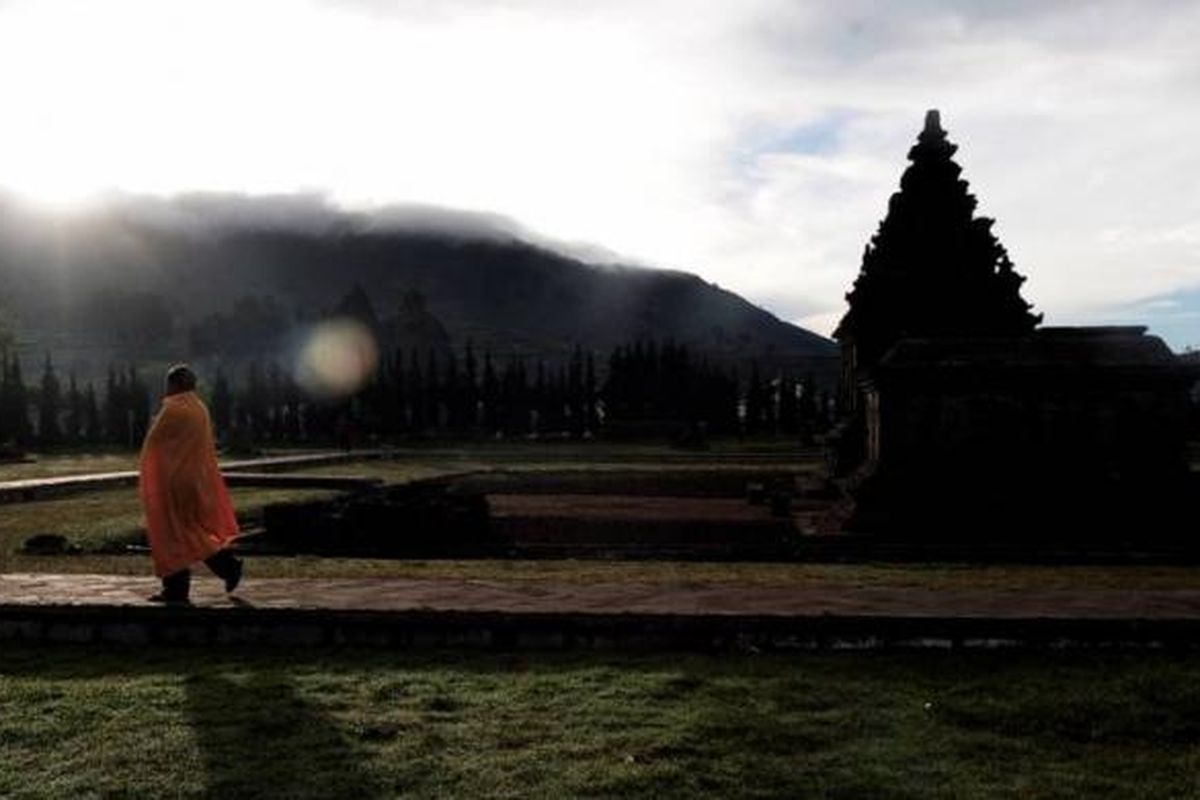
[0,0,1197,348]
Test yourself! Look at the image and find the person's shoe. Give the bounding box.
[147,592,191,605]
[224,556,244,593]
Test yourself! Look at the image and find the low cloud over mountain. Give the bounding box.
[0,192,836,385]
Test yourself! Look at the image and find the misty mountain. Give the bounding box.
[0,193,836,384]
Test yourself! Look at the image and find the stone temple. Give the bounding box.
[831,111,1198,542]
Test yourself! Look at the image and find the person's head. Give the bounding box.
[165,364,197,396]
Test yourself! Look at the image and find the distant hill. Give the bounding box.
[0,194,837,386]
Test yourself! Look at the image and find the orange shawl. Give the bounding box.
[138,391,239,577]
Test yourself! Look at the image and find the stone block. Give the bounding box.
[46,623,94,643]
[0,620,43,640]
[516,630,565,649]
[266,624,324,646]
[160,625,209,645]
[332,626,394,647]
[216,624,263,644]
[99,624,150,645]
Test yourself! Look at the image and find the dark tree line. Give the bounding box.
[209,340,832,446]
[0,351,150,449]
[0,351,31,446]
[1,341,835,450]
[604,340,739,435]
[212,343,603,446]
[603,340,833,440]
[744,367,833,440]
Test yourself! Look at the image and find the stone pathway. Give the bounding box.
[5,573,1199,649]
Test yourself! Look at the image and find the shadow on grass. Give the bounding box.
[184,671,383,799]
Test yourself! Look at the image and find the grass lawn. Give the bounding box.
[1,646,1198,799]
[4,486,1200,590]
[3,446,1199,590]
[1,440,824,482]
[0,486,340,568]
[0,447,349,483]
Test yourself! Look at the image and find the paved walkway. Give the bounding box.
[4,573,1200,619]
[5,573,1199,650]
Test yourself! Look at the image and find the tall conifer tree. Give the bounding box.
[103,367,122,444]
[584,352,598,434]
[128,365,151,444]
[7,355,30,445]
[482,351,498,434]
[568,345,584,437]
[0,350,10,443]
[426,349,440,431]
[212,368,233,439]
[744,362,764,436]
[37,354,62,444]
[83,382,101,443]
[408,349,425,433]
[462,341,478,431]
[64,371,83,443]
[389,349,406,434]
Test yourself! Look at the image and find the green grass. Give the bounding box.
[5,487,1200,589]
[4,446,1199,590]
[1,440,823,483]
[1,646,1198,798]
[0,486,340,568]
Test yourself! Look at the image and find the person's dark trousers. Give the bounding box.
[160,549,243,601]
[205,548,242,589]
[160,568,192,602]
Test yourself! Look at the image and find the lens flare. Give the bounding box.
[295,318,379,399]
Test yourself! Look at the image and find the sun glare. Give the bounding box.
[6,177,105,212]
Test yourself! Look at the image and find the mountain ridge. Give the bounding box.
[0,193,837,386]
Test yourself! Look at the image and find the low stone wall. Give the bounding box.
[2,605,1197,651]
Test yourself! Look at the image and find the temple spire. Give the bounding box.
[834,109,1040,366]
[914,108,953,157]
[922,109,942,137]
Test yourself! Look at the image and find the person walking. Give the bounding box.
[139,364,243,603]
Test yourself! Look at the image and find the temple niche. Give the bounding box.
[831,111,1198,542]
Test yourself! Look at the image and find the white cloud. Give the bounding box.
[0,0,1197,345]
